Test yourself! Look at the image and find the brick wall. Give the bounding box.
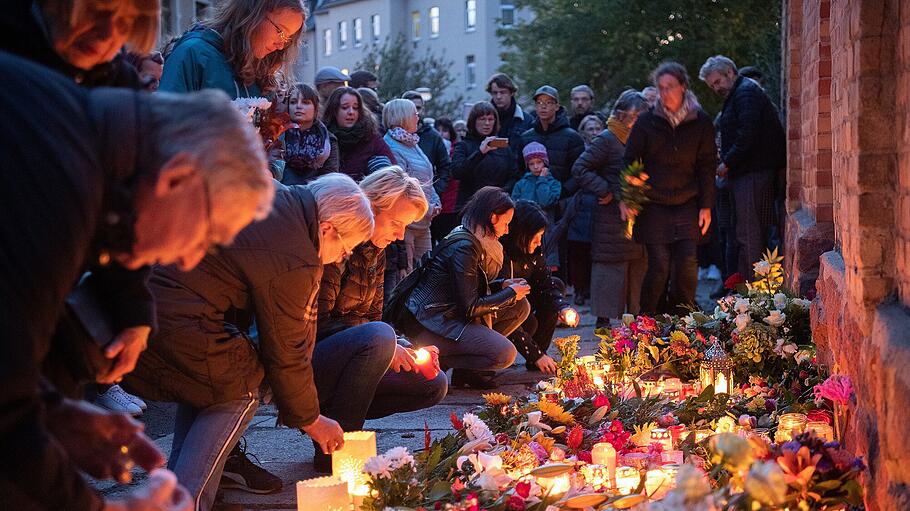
[787,1,910,509]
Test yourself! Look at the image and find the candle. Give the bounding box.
[668,425,687,447]
[580,464,608,488]
[662,378,682,399]
[775,413,808,443]
[537,473,571,496]
[807,421,834,442]
[645,469,669,499]
[615,466,640,495]
[650,428,673,452]
[331,431,376,495]
[296,476,349,511]
[660,464,680,488]
[591,443,617,483]
[563,308,579,327]
[413,348,439,380]
[716,372,729,394]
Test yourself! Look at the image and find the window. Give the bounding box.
[160,0,173,37]
[338,20,348,49]
[323,28,333,56]
[371,14,381,41]
[429,7,440,38]
[411,11,420,40]
[465,55,476,88]
[465,0,477,31]
[500,2,515,27]
[353,17,363,46]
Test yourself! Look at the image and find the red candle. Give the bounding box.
[414,348,439,380]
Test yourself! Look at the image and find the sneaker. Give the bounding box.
[706,265,722,281]
[94,385,142,416]
[124,389,147,410]
[220,440,283,494]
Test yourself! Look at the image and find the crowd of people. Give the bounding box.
[0,1,786,510]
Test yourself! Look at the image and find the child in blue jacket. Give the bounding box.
[512,142,561,208]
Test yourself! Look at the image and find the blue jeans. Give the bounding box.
[168,394,259,511]
[367,366,448,419]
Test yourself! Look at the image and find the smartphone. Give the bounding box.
[489,137,510,148]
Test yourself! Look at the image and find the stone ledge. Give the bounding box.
[785,207,835,296]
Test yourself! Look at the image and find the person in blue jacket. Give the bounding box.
[512,142,562,212]
[160,0,306,98]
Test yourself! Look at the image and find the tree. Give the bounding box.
[498,0,782,116]
[355,34,464,119]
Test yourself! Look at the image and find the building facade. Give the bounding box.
[159,0,215,43]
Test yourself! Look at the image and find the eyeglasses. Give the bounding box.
[266,16,293,48]
[535,100,557,107]
[332,223,354,260]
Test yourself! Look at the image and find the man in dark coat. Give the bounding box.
[487,73,534,150]
[518,86,586,196]
[0,50,272,511]
[569,84,608,131]
[700,55,786,277]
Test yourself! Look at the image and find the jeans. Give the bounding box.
[367,367,448,419]
[514,293,561,363]
[404,226,433,272]
[312,322,397,432]
[640,239,698,315]
[590,258,648,320]
[410,298,528,371]
[168,395,259,511]
[731,171,774,277]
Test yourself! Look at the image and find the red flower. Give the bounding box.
[577,450,593,463]
[593,393,611,409]
[695,330,707,344]
[567,425,584,451]
[602,432,615,443]
[495,432,510,445]
[638,316,658,332]
[724,272,745,290]
[515,480,532,499]
[807,409,833,424]
[450,411,464,430]
[610,419,624,433]
[507,495,526,510]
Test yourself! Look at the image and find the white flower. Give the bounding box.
[713,307,729,321]
[462,413,494,442]
[524,411,552,435]
[792,298,811,309]
[537,380,554,391]
[773,293,788,310]
[753,260,772,276]
[715,415,736,434]
[744,460,787,506]
[763,310,786,328]
[734,313,751,331]
[682,314,697,327]
[457,451,503,475]
[795,350,813,365]
[773,338,797,357]
[363,455,392,479]
[622,313,635,325]
[383,446,415,470]
[734,298,751,314]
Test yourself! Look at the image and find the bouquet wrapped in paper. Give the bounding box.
[230,96,295,151]
[620,160,650,239]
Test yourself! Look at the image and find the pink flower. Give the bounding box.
[593,393,611,409]
[813,374,854,406]
[528,441,548,462]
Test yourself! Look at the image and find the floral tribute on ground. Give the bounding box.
[353,252,865,511]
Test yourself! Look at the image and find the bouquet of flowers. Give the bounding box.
[620,160,650,239]
[230,96,295,151]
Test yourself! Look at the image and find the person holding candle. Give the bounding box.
[498,200,574,374]
[124,174,375,509]
[314,166,448,472]
[390,187,531,389]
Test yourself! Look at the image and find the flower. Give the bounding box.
[384,447,415,470]
[710,433,754,472]
[523,411,552,435]
[738,414,757,429]
[363,454,393,479]
[773,293,789,310]
[807,409,832,424]
[734,297,751,314]
[451,411,464,430]
[527,441,549,462]
[734,313,752,331]
[773,338,798,357]
[763,310,786,327]
[622,313,635,325]
[813,374,854,406]
[457,451,503,474]
[462,413,495,442]
[537,401,575,425]
[753,260,772,276]
[482,392,512,406]
[566,425,584,451]
[792,297,811,309]
[795,349,813,365]
[744,460,787,506]
[673,464,713,503]
[593,393,611,409]
[776,443,821,489]
[715,416,736,434]
[713,306,730,321]
[724,273,745,290]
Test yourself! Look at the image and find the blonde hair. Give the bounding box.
[205,0,307,91]
[359,166,429,218]
[382,98,417,130]
[308,173,375,246]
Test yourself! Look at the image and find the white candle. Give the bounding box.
[716,373,729,394]
[296,477,349,511]
[591,442,617,482]
[615,466,640,495]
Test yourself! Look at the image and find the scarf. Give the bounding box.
[474,229,504,280]
[497,98,517,126]
[285,121,331,170]
[331,123,368,149]
[606,116,631,145]
[657,90,700,128]
[388,126,421,147]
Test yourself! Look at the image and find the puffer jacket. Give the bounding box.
[384,133,441,228]
[317,242,385,341]
[451,133,520,210]
[125,184,324,429]
[517,107,586,196]
[572,128,645,262]
[403,228,517,340]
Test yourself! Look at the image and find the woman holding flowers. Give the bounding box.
[572,89,651,325]
[624,62,717,314]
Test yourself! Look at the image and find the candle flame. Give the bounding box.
[414,348,431,364]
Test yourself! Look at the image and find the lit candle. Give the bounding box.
[660,464,680,489]
[331,431,376,495]
[296,476,349,511]
[537,473,571,496]
[775,413,808,443]
[645,469,669,499]
[662,378,682,399]
[413,348,439,380]
[715,372,729,394]
[592,373,605,389]
[591,443,617,483]
[807,421,834,442]
[615,466,640,495]
[650,428,673,452]
[563,308,579,327]
[580,464,608,488]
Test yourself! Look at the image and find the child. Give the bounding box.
[512,142,561,209]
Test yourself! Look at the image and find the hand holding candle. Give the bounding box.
[413,346,440,380]
[559,307,580,327]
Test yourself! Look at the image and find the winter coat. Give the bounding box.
[317,242,385,341]
[570,110,608,132]
[511,172,561,208]
[125,184,324,430]
[518,107,586,196]
[719,76,786,177]
[496,99,534,150]
[417,123,453,196]
[623,104,717,244]
[0,52,153,511]
[572,129,645,262]
[160,26,262,98]
[334,130,397,182]
[402,228,518,340]
[384,133,441,228]
[451,134,520,210]
[279,129,340,185]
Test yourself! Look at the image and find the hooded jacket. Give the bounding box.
[160,26,262,98]
[518,107,586,196]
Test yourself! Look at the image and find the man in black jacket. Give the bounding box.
[0,51,273,511]
[700,55,786,277]
[487,73,534,150]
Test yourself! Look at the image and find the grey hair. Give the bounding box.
[308,173,375,246]
[146,89,274,220]
[699,55,738,81]
[359,165,429,218]
[611,89,649,122]
[570,84,595,99]
[382,98,418,130]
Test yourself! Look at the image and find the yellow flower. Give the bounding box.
[482,392,512,406]
[537,401,575,425]
[631,422,657,447]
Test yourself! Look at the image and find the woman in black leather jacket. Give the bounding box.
[400,187,531,389]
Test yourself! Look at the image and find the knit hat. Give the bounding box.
[522,142,549,167]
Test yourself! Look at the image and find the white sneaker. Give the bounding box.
[707,265,722,281]
[95,385,142,416]
[126,390,148,410]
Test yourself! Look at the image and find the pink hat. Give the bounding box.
[522,142,549,167]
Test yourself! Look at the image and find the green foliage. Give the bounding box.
[355,34,465,119]
[498,0,782,115]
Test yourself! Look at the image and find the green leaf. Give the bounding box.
[698,384,715,401]
[426,480,451,502]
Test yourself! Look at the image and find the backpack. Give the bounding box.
[383,230,476,328]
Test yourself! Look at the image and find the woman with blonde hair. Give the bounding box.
[160,0,306,97]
